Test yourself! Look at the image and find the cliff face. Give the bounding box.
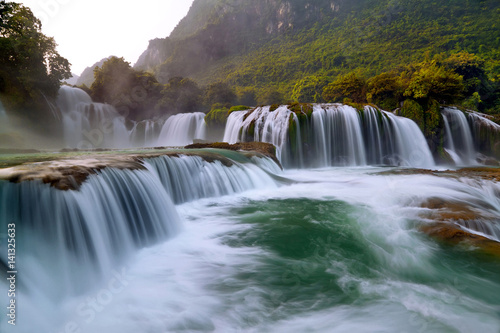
[134,0,500,93]
[134,0,344,78]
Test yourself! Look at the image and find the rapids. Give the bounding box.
[1,156,499,332]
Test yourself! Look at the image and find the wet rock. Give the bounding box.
[419,197,500,258]
[420,223,500,257]
[185,141,282,169]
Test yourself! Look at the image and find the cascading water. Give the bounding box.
[57,86,208,149]
[156,112,206,146]
[0,150,282,333]
[467,111,500,160]
[57,86,131,149]
[1,147,500,332]
[442,107,477,165]
[312,104,367,166]
[145,152,278,204]
[224,104,435,168]
[129,119,166,147]
[0,167,181,295]
[223,106,294,164]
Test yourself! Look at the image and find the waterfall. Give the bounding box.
[467,111,500,161]
[0,151,279,303]
[156,112,207,146]
[57,86,131,149]
[57,86,208,149]
[145,152,278,204]
[312,104,366,166]
[129,119,166,147]
[442,107,477,165]
[0,168,181,300]
[223,104,435,168]
[224,106,292,164]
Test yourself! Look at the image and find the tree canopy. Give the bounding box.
[0,1,71,117]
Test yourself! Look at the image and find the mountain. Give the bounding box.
[76,57,114,87]
[64,73,80,86]
[134,0,500,101]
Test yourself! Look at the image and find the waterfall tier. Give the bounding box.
[224,104,435,168]
[56,86,206,148]
[0,148,281,316]
[442,107,478,165]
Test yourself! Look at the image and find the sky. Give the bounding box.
[18,0,195,75]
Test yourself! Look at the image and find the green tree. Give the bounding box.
[258,88,284,105]
[237,87,257,106]
[322,73,367,103]
[398,60,463,139]
[291,75,329,103]
[0,1,70,115]
[158,77,203,114]
[204,82,236,107]
[440,52,498,111]
[402,60,464,104]
[366,72,402,110]
[91,57,163,120]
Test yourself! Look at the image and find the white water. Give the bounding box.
[145,153,278,204]
[3,165,499,332]
[57,87,207,148]
[0,151,284,332]
[156,112,206,147]
[312,104,367,166]
[224,104,435,168]
[224,105,293,163]
[129,119,166,147]
[442,107,477,165]
[57,86,131,149]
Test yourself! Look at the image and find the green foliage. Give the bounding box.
[400,99,425,131]
[291,75,329,103]
[158,77,203,114]
[322,73,366,103]
[366,72,402,110]
[402,60,464,104]
[399,98,441,138]
[204,103,229,128]
[237,87,257,106]
[204,82,236,106]
[204,104,250,128]
[90,57,163,120]
[229,105,250,113]
[289,102,313,116]
[258,89,285,105]
[139,0,500,111]
[0,1,70,122]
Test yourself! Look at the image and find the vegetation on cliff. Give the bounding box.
[134,0,500,113]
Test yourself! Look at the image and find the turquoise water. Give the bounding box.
[2,166,500,332]
[73,168,500,333]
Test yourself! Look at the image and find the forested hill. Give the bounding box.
[134,0,500,101]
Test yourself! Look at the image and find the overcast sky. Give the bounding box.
[18,0,195,75]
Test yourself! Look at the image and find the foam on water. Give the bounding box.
[17,167,498,333]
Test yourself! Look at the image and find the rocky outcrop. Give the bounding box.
[418,194,500,258]
[133,0,344,80]
[185,141,282,168]
[420,223,500,257]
